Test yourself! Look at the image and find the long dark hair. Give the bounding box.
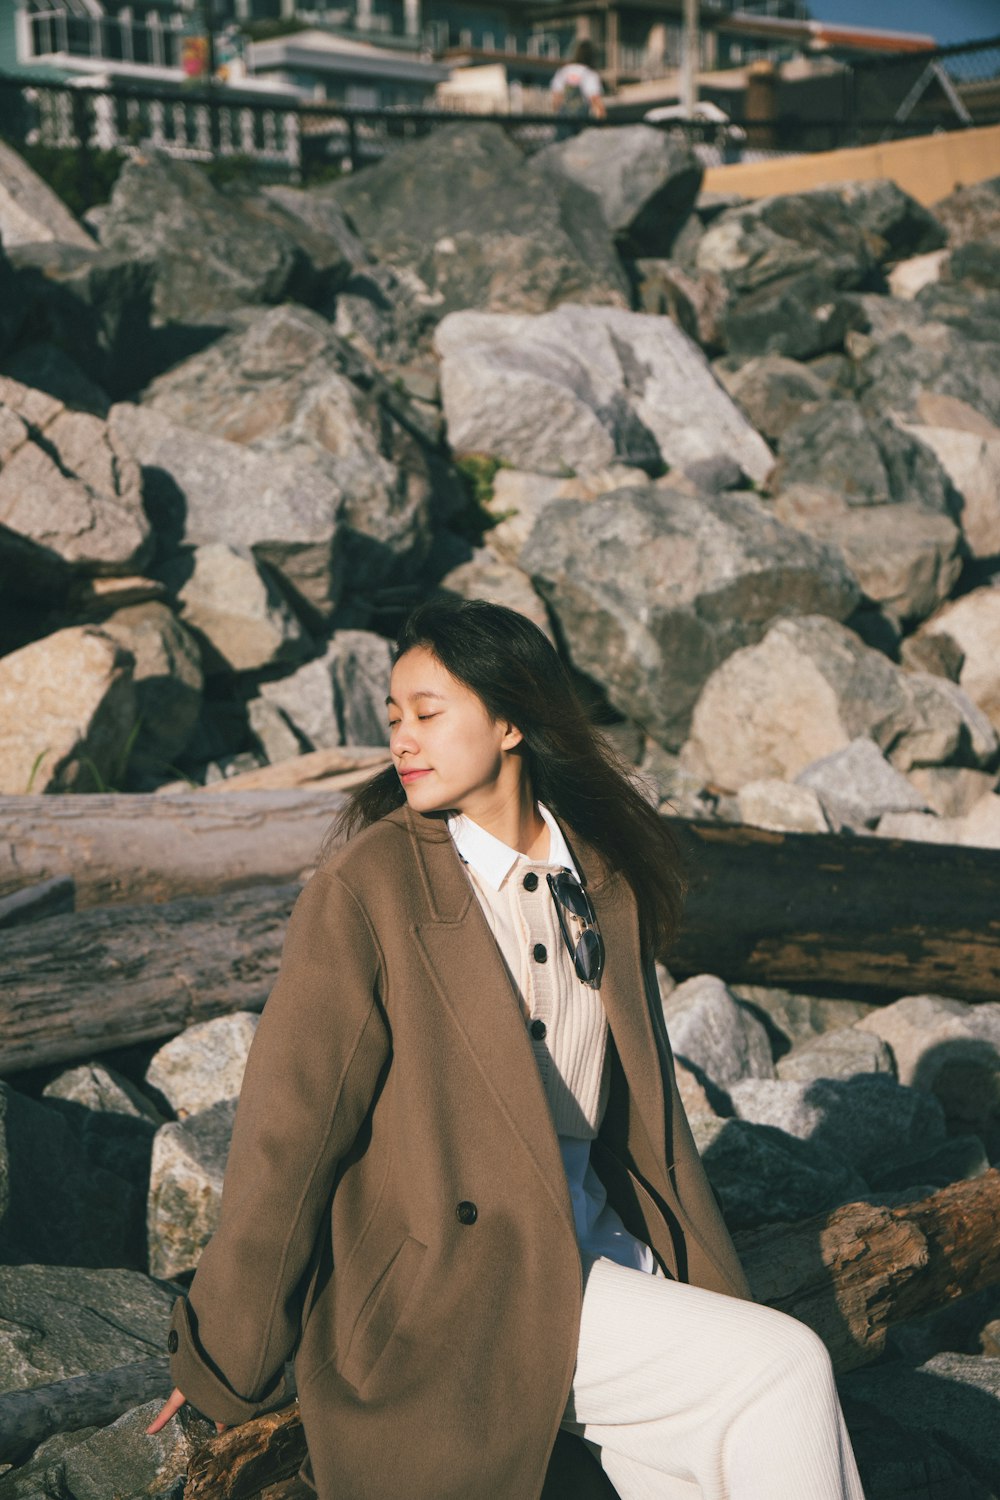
[332,599,686,958]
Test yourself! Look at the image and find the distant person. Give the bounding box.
[551,39,607,137]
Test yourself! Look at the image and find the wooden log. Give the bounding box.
[669,819,1000,1002]
[0,791,344,909]
[0,1356,168,1464]
[200,747,390,794]
[0,875,74,929]
[181,1172,1000,1498]
[734,1167,1000,1373]
[0,884,297,1076]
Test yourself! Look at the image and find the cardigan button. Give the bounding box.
[167,1329,179,1353]
[456,1200,478,1226]
[533,943,547,963]
[522,872,539,891]
[530,1018,547,1040]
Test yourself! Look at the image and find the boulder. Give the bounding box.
[0,138,95,250]
[534,126,702,257]
[875,810,962,845]
[438,547,553,639]
[526,485,858,750]
[0,371,149,591]
[856,994,1000,1135]
[681,615,999,792]
[42,1064,162,1126]
[736,778,830,834]
[769,485,962,629]
[692,1115,869,1231]
[94,154,314,324]
[0,1082,139,1268]
[899,629,964,681]
[775,1025,895,1083]
[857,322,1000,432]
[947,239,1000,293]
[933,173,1000,248]
[834,179,946,260]
[140,304,444,590]
[145,1012,259,1118]
[147,1098,235,1279]
[693,189,877,358]
[731,985,876,1055]
[111,400,346,623]
[260,656,341,752]
[918,587,1000,733]
[662,974,774,1096]
[727,1074,946,1185]
[887,249,948,301]
[158,543,308,677]
[329,122,629,320]
[0,1398,212,1500]
[713,354,829,444]
[795,737,929,831]
[326,630,394,746]
[434,304,774,483]
[0,626,136,795]
[97,602,203,783]
[247,694,305,765]
[0,1265,173,1391]
[906,765,997,819]
[632,258,728,352]
[484,464,649,563]
[896,403,1000,559]
[961,791,1000,850]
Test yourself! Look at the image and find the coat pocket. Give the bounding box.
[339,1233,427,1393]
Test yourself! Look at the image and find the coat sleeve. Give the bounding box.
[167,867,390,1426]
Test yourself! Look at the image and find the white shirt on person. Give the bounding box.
[550,62,603,101]
[447,802,655,1274]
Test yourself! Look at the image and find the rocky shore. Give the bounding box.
[1,126,999,1497]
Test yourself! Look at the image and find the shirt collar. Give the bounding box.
[448,802,579,892]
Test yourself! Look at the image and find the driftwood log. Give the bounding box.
[179,1170,1000,1499]
[0,1356,169,1464]
[0,875,74,929]
[670,819,1000,1003]
[199,748,390,794]
[0,884,297,1075]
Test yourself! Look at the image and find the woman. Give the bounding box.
[149,599,864,1499]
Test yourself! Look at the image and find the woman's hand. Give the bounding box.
[146,1387,228,1436]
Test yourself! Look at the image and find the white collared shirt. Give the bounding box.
[448,803,655,1274]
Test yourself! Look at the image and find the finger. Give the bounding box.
[146,1387,186,1435]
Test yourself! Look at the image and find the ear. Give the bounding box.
[499,721,524,751]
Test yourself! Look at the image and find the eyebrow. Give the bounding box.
[385,690,447,707]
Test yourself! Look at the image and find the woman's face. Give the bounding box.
[387,645,522,816]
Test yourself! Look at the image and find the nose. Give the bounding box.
[391,719,420,758]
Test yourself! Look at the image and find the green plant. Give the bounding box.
[24,749,50,794]
[450,453,512,547]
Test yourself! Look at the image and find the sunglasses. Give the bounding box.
[546,870,605,989]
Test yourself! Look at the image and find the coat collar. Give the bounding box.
[389,804,669,1214]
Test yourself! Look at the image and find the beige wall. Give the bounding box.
[703,122,1000,206]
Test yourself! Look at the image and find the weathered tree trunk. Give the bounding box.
[670,819,1000,1002]
[0,791,341,909]
[734,1167,1000,1372]
[0,875,74,928]
[0,884,297,1075]
[200,748,390,794]
[0,1356,169,1464]
[181,1173,1000,1497]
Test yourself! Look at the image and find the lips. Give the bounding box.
[399,768,432,784]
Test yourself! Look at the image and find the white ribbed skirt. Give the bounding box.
[562,1257,866,1500]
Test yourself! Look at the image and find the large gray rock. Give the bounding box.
[0,626,136,795]
[0,1398,212,1500]
[0,371,148,590]
[692,1115,869,1231]
[775,1025,895,1083]
[918,586,1000,734]
[0,1083,140,1268]
[42,1064,162,1126]
[437,547,553,640]
[856,994,1000,1134]
[795,737,929,831]
[770,484,962,629]
[898,406,1000,560]
[663,974,774,1095]
[326,630,394,747]
[97,602,203,783]
[94,154,317,324]
[147,1099,235,1279]
[0,139,95,249]
[259,656,341,751]
[110,400,347,623]
[682,615,999,791]
[329,122,629,320]
[834,179,946,260]
[857,321,1000,432]
[140,304,443,592]
[736,778,830,834]
[434,304,774,483]
[934,174,1000,248]
[727,1073,947,1185]
[0,1266,173,1391]
[524,486,859,750]
[694,189,877,358]
[732,985,876,1054]
[534,126,702,257]
[158,543,308,676]
[145,1013,259,1119]
[483,464,649,563]
[714,354,829,444]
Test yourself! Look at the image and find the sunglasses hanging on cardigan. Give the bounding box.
[546,869,606,989]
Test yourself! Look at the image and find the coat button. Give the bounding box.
[167,1330,179,1353]
[456,1200,478,1225]
[523,872,539,891]
[530,1018,547,1040]
[533,943,547,963]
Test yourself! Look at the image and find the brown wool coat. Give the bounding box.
[168,803,751,1499]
